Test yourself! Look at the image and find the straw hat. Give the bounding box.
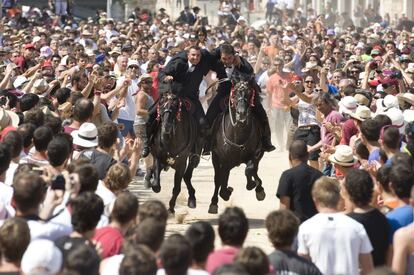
[329,145,357,167]
[348,105,372,121]
[398,93,414,106]
[0,107,19,130]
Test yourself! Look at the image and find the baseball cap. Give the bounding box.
[127,60,140,68]
[327,29,335,36]
[40,46,53,58]
[24,43,36,50]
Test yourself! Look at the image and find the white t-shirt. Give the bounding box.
[27,219,72,242]
[101,254,124,275]
[297,212,373,275]
[5,161,18,186]
[49,206,109,230]
[117,76,139,121]
[0,181,14,219]
[96,180,116,217]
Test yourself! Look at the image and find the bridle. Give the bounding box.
[228,81,256,126]
[156,94,183,123]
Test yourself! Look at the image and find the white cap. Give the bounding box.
[237,16,246,23]
[127,60,140,68]
[339,96,358,114]
[32,36,41,43]
[40,46,53,58]
[385,107,405,134]
[13,75,29,89]
[383,95,399,110]
[21,240,62,275]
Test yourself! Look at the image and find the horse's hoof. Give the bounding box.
[151,184,161,193]
[256,189,266,201]
[219,187,233,201]
[246,180,256,191]
[188,198,196,209]
[208,204,218,214]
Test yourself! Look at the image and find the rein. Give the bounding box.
[156,97,183,122]
[224,81,257,148]
[222,111,254,150]
[228,84,256,127]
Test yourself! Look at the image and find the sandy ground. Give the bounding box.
[129,145,289,254]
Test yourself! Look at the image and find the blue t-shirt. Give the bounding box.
[328,84,339,95]
[368,148,381,163]
[386,205,414,243]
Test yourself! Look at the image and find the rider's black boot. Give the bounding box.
[262,121,276,152]
[255,104,276,152]
[141,144,151,158]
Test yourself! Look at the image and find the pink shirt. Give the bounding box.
[205,246,240,274]
[321,110,344,146]
[267,73,290,109]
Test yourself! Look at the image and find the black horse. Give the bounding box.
[151,92,198,213]
[208,77,266,214]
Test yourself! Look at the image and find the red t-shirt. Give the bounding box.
[205,246,240,274]
[93,226,123,259]
[340,119,358,145]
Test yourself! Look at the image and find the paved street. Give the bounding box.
[130,145,288,254]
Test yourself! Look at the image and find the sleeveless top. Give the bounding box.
[134,91,154,125]
[297,95,319,127]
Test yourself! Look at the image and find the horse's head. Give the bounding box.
[231,77,255,124]
[158,92,181,140]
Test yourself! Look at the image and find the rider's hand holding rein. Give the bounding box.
[164,75,174,82]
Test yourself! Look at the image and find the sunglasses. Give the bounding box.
[305,80,314,84]
[128,66,139,69]
[315,88,323,92]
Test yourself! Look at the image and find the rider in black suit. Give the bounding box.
[205,43,276,153]
[142,45,230,158]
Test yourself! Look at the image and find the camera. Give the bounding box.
[51,175,65,190]
[390,70,403,79]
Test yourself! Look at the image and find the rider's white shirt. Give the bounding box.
[225,65,235,78]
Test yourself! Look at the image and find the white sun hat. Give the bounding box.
[71,122,98,148]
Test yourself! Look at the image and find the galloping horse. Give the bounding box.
[151,92,198,213]
[208,75,266,214]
